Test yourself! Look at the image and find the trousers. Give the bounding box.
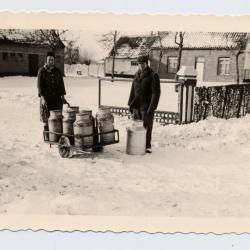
[133,109,154,149]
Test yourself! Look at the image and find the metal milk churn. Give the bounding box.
[126,120,147,155]
[48,110,63,142]
[96,107,115,144]
[73,111,94,147]
[79,109,95,129]
[62,109,76,135]
[80,109,98,146]
[68,106,79,114]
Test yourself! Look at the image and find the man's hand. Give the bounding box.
[41,96,47,106]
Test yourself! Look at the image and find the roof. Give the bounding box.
[110,35,158,58]
[0,29,65,48]
[152,32,250,49]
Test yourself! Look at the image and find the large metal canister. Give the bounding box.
[68,106,79,114]
[96,107,115,144]
[79,109,95,126]
[73,112,94,147]
[62,109,76,135]
[126,120,146,155]
[80,110,98,147]
[48,110,63,142]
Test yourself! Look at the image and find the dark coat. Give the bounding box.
[37,65,66,109]
[128,66,161,112]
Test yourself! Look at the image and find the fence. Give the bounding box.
[98,77,179,125]
[194,83,250,121]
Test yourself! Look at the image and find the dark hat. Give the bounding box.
[46,51,55,57]
[137,55,149,63]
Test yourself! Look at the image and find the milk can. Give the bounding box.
[126,120,147,155]
[96,107,115,144]
[68,106,79,114]
[73,112,94,147]
[80,110,99,147]
[48,110,63,142]
[62,109,76,135]
[79,109,95,127]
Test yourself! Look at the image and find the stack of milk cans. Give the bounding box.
[47,106,115,148]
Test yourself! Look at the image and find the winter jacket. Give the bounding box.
[37,65,66,108]
[128,66,161,112]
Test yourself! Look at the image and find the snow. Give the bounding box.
[1,76,250,216]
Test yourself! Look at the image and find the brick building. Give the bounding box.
[106,32,250,84]
[0,29,65,76]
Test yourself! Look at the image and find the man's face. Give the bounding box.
[139,62,148,71]
[46,56,55,68]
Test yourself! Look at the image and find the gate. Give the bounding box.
[97,77,179,125]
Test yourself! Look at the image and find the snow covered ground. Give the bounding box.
[1,76,250,216]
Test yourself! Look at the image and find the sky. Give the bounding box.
[1,0,250,15]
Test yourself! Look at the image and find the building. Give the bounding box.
[105,35,158,78]
[0,29,65,76]
[106,32,250,84]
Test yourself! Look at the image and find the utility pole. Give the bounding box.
[111,30,117,80]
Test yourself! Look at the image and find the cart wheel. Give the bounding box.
[58,136,73,158]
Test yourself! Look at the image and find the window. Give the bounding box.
[131,61,138,66]
[2,52,8,61]
[167,57,178,73]
[218,57,230,75]
[10,52,15,59]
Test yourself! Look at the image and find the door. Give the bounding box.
[195,57,205,83]
[28,54,39,76]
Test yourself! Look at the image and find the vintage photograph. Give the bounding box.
[0,27,250,217]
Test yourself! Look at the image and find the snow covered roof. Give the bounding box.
[0,29,65,48]
[109,32,250,59]
[110,35,158,58]
[152,32,250,49]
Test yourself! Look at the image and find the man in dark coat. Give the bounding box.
[128,55,161,153]
[37,51,68,133]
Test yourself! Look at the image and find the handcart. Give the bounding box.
[43,129,119,158]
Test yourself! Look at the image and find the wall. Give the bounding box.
[0,43,64,76]
[105,57,138,77]
[150,48,245,83]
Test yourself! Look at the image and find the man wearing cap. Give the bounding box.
[128,55,161,153]
[37,51,68,134]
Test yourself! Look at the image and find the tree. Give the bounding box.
[24,29,67,50]
[64,40,80,64]
[223,33,248,84]
[99,31,119,79]
[156,31,167,74]
[223,33,249,118]
[174,31,185,79]
[233,33,248,84]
